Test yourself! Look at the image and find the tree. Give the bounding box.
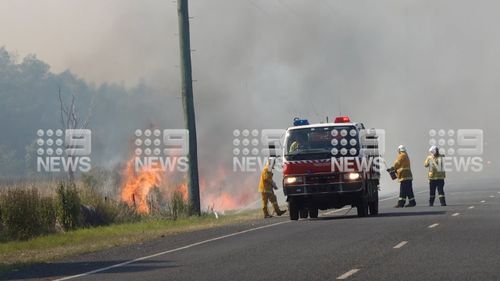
[58,87,93,183]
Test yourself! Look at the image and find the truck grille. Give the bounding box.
[305,174,339,184]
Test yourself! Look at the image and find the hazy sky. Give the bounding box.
[1,0,499,192]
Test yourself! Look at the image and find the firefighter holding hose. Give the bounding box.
[259,158,286,218]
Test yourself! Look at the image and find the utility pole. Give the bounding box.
[177,0,200,215]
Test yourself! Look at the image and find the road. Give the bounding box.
[3,179,500,281]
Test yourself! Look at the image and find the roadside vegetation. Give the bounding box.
[0,210,259,272]
[0,174,260,271]
[0,182,139,242]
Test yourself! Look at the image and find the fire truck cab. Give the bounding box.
[282,116,380,220]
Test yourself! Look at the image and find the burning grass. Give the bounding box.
[119,156,258,215]
[0,152,262,272]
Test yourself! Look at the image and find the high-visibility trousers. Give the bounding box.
[261,192,280,216]
[429,179,445,205]
[397,180,415,206]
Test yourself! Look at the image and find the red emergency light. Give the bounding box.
[334,116,351,123]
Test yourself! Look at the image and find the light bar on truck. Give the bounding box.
[334,116,351,123]
[293,117,309,126]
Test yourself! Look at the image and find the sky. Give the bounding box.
[1,0,499,195]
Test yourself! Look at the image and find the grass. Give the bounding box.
[0,210,260,272]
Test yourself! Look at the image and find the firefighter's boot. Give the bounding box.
[429,196,435,207]
[394,199,405,208]
[439,196,447,206]
[405,198,416,207]
[263,206,272,218]
[272,202,286,216]
[276,209,287,216]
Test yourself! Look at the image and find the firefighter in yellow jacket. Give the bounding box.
[425,145,446,206]
[391,145,416,208]
[259,159,286,218]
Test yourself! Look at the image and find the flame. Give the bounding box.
[120,159,162,214]
[176,183,188,201]
[120,155,258,214]
[199,167,257,212]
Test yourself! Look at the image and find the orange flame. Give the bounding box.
[176,183,188,201]
[120,159,162,214]
[120,155,258,214]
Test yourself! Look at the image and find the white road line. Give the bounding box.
[452,213,460,217]
[393,241,408,249]
[428,223,439,229]
[324,207,350,215]
[379,190,427,202]
[489,195,495,198]
[468,206,475,209]
[323,190,428,216]
[53,220,290,281]
[337,269,360,280]
[481,200,486,203]
[379,195,400,202]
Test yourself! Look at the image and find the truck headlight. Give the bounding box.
[346,172,361,180]
[284,176,303,185]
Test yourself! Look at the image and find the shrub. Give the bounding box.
[114,202,141,223]
[147,187,168,215]
[39,197,57,234]
[56,183,82,231]
[79,183,120,226]
[0,207,3,234]
[80,200,120,227]
[0,188,57,240]
[169,191,189,220]
[93,200,119,225]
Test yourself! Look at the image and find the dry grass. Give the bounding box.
[0,210,260,272]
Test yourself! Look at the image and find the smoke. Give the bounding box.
[1,0,499,198]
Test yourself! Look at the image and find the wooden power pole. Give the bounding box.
[177,0,201,215]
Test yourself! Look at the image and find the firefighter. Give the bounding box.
[259,159,286,218]
[289,140,300,153]
[391,145,416,208]
[425,145,446,206]
[289,133,307,153]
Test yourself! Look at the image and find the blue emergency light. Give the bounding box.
[293,117,309,126]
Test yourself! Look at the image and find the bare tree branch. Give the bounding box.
[58,86,67,129]
[57,87,93,183]
[82,94,95,129]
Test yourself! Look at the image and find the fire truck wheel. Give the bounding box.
[288,199,299,220]
[308,208,319,219]
[369,191,379,215]
[357,194,369,217]
[299,208,309,219]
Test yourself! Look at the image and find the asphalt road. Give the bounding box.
[3,179,500,281]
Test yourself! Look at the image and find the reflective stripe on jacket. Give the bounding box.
[393,152,413,182]
[424,155,446,180]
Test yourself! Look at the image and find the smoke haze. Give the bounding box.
[1,0,499,201]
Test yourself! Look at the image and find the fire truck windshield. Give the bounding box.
[285,126,360,160]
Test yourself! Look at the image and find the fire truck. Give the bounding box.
[282,116,380,220]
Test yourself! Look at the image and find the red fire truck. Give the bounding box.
[282,116,380,220]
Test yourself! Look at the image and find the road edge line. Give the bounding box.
[54,220,290,280]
